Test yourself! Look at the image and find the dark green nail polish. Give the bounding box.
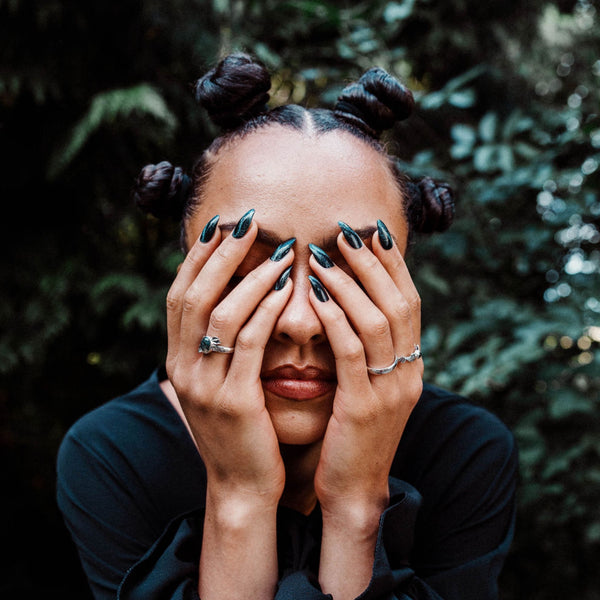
[377,219,393,250]
[308,275,329,302]
[308,243,334,268]
[338,221,363,249]
[199,215,220,243]
[271,238,296,262]
[274,266,292,291]
[232,209,255,238]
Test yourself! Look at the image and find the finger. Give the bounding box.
[308,255,397,375]
[372,223,421,341]
[227,277,294,391]
[307,276,372,397]
[176,216,259,372]
[336,228,420,347]
[166,216,222,372]
[200,254,295,381]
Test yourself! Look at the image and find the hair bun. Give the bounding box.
[132,161,190,219]
[334,67,415,137]
[195,53,271,130]
[408,177,455,233]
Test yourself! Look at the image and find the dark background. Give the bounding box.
[1,1,599,598]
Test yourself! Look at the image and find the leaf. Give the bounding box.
[548,390,595,419]
[478,112,498,143]
[441,65,487,93]
[473,145,495,172]
[47,84,177,180]
[473,144,514,173]
[448,89,476,108]
[501,111,535,140]
[383,0,416,22]
[450,124,476,159]
[514,141,541,160]
[90,273,150,314]
[122,296,165,331]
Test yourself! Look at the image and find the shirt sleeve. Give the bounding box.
[117,511,204,600]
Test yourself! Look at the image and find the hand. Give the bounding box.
[165,211,295,505]
[308,221,423,598]
[308,221,423,516]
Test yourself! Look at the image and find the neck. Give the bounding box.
[279,442,322,515]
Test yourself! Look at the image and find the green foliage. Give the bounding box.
[47,84,178,180]
[1,0,599,598]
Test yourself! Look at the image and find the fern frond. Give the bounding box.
[47,84,177,180]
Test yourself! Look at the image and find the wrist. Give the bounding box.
[319,497,387,600]
[321,493,388,538]
[200,486,279,600]
[320,481,389,521]
[205,484,280,526]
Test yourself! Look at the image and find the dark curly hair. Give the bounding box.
[132,53,455,248]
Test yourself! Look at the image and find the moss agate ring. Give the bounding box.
[198,335,235,355]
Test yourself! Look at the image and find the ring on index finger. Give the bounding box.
[198,335,235,355]
[367,344,422,375]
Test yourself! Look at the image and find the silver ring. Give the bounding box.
[198,335,235,355]
[367,357,398,375]
[367,345,422,375]
[397,344,422,364]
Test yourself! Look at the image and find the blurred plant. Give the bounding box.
[1,0,599,598]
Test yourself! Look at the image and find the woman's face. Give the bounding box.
[187,126,409,445]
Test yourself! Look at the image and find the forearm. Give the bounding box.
[199,489,280,600]
[319,499,387,600]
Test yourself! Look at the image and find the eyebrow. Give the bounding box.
[219,222,379,251]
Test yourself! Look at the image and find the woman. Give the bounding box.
[57,54,517,600]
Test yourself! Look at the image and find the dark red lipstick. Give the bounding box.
[261,365,336,401]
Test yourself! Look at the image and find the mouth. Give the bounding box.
[261,365,337,401]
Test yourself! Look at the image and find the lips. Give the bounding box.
[261,365,336,401]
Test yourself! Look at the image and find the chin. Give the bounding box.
[265,395,332,446]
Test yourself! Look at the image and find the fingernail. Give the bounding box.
[232,209,255,238]
[271,238,296,262]
[308,275,329,302]
[199,215,220,243]
[338,221,363,249]
[377,219,393,250]
[308,243,334,268]
[274,266,292,291]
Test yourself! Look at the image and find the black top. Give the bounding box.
[56,370,518,600]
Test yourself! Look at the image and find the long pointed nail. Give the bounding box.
[271,238,296,262]
[377,219,393,250]
[274,266,293,291]
[199,215,220,243]
[232,209,255,238]
[338,221,363,249]
[308,275,329,302]
[308,243,334,268]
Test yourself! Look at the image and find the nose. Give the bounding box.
[272,264,326,346]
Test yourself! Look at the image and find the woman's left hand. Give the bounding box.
[308,221,423,598]
[310,221,423,512]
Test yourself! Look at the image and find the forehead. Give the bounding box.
[192,126,406,241]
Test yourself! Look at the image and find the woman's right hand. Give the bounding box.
[166,210,294,599]
[165,210,294,507]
